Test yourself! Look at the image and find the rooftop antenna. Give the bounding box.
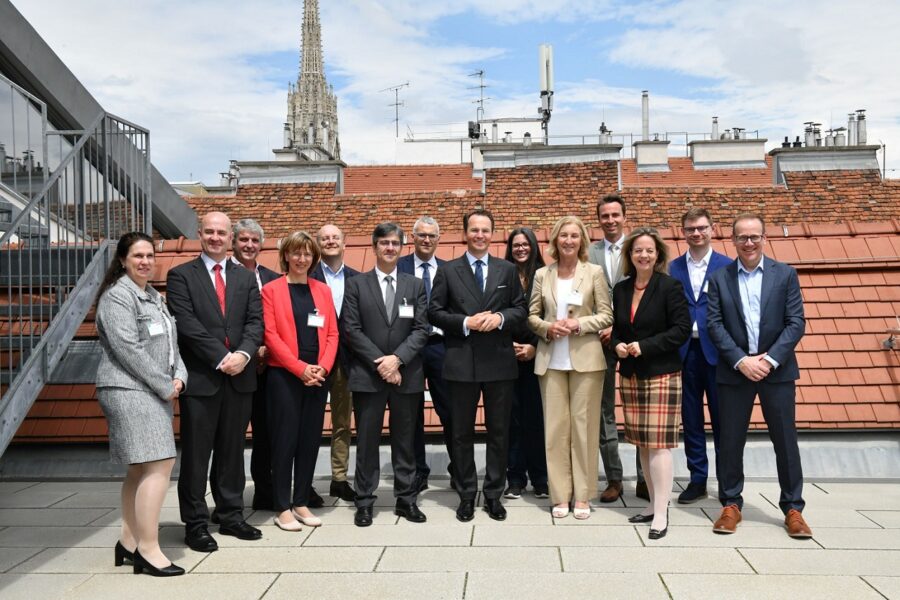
[381,81,410,138]
[468,70,490,123]
[538,44,554,144]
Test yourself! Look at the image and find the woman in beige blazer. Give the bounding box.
[528,216,613,519]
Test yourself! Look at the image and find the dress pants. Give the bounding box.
[329,363,353,482]
[178,381,253,529]
[267,367,329,511]
[448,380,514,500]
[414,339,453,478]
[718,379,805,514]
[249,369,273,503]
[681,338,721,485]
[354,389,418,508]
[539,369,603,504]
[506,361,548,489]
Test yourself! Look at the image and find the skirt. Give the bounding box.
[620,372,682,449]
[97,387,176,464]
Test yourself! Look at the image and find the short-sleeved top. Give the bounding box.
[289,282,319,364]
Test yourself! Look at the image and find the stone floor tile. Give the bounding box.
[248,506,399,527]
[401,505,552,526]
[784,488,900,511]
[378,546,561,572]
[465,572,668,599]
[703,506,878,529]
[0,508,111,527]
[50,492,120,509]
[303,524,471,546]
[859,510,900,528]
[157,524,313,548]
[557,506,711,527]
[862,576,900,600]
[0,573,91,599]
[29,481,124,493]
[65,573,277,600]
[9,547,206,574]
[473,524,641,547]
[663,573,883,599]
[368,490,461,508]
[0,547,43,572]
[561,547,752,573]
[633,523,812,548]
[741,548,900,576]
[0,482,37,494]
[0,526,119,548]
[191,546,381,573]
[87,506,178,527]
[813,528,900,550]
[0,489,76,509]
[815,482,900,495]
[265,573,466,599]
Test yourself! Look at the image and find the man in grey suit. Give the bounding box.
[707,213,812,539]
[342,222,430,527]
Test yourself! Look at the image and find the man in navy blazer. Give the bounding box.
[707,213,812,539]
[668,208,731,504]
[397,216,451,492]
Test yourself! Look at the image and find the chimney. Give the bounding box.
[641,90,650,141]
[834,127,846,146]
[804,122,815,147]
[523,132,532,147]
[848,113,858,146]
[282,122,291,148]
[824,129,834,147]
[491,123,499,143]
[598,122,611,144]
[711,116,719,140]
[792,136,802,148]
[856,109,867,144]
[782,136,791,148]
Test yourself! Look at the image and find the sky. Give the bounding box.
[12,0,900,184]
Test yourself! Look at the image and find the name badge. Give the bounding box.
[147,321,165,337]
[307,310,325,328]
[567,290,583,307]
[702,280,709,294]
[398,299,414,319]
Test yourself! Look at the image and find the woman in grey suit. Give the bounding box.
[96,232,187,577]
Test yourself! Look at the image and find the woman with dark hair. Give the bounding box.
[611,227,691,539]
[95,232,187,576]
[502,227,549,499]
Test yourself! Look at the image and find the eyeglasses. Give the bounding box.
[734,235,764,244]
[511,242,531,249]
[682,225,710,234]
[377,240,402,248]
[413,233,438,240]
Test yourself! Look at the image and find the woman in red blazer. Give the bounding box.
[262,231,338,531]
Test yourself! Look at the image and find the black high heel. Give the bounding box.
[114,541,134,566]
[648,505,669,540]
[133,550,185,577]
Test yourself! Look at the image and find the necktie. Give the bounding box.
[384,275,395,322]
[213,263,226,315]
[474,259,484,293]
[421,262,432,301]
[608,244,620,283]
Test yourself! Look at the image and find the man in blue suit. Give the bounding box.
[707,213,812,539]
[398,216,451,492]
[668,208,731,504]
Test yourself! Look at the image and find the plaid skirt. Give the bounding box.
[620,372,682,449]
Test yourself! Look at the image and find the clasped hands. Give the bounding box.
[737,353,772,382]
[167,378,185,402]
[301,364,328,386]
[547,318,580,341]
[465,311,502,332]
[219,351,250,376]
[374,355,402,386]
[614,341,642,358]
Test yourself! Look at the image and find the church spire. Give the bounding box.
[286,0,340,159]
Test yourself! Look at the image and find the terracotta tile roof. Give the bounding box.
[343,164,482,194]
[620,156,774,188]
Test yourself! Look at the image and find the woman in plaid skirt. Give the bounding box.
[611,228,691,539]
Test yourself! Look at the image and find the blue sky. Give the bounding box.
[12,0,900,183]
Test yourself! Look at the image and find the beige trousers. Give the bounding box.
[329,363,353,482]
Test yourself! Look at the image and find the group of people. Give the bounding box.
[93,196,812,577]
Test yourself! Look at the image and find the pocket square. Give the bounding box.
[497,285,507,289]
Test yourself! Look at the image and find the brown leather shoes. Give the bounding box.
[785,509,813,539]
[713,505,742,534]
[599,480,623,503]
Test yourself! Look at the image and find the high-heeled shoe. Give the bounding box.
[648,505,669,540]
[132,550,185,577]
[551,504,570,518]
[573,504,591,520]
[114,541,134,566]
[627,513,654,524]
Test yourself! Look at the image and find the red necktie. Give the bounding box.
[213,263,226,315]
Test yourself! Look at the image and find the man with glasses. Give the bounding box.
[707,213,811,539]
[398,217,451,492]
[668,208,731,504]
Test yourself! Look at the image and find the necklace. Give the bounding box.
[634,280,649,291]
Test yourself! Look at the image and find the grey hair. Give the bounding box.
[413,216,440,235]
[233,218,265,243]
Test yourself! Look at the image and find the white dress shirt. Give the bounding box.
[686,247,712,337]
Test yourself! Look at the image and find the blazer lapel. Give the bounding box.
[454,258,483,304]
[726,261,746,324]
[366,271,391,326]
[572,262,588,302]
[759,258,775,315]
[631,272,658,323]
[673,256,695,306]
[224,260,240,323]
[546,264,559,309]
[482,255,502,308]
[195,258,225,322]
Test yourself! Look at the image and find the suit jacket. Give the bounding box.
[341,270,430,394]
[669,250,732,364]
[588,239,626,299]
[527,261,613,375]
[258,264,281,287]
[397,253,447,277]
[610,272,692,379]
[261,276,339,379]
[428,254,528,382]
[310,261,360,369]
[707,256,805,385]
[166,256,263,396]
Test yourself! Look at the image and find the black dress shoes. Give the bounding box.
[330,480,358,502]
[354,506,373,527]
[219,521,263,541]
[628,513,654,524]
[395,501,427,523]
[114,541,134,566]
[133,550,185,577]
[648,506,669,540]
[677,482,708,504]
[308,487,325,509]
[185,526,218,553]
[456,499,475,522]
[483,498,507,521]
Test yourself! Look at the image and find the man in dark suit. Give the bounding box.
[167,211,264,552]
[668,208,732,504]
[397,216,451,492]
[310,224,360,503]
[342,222,430,527]
[428,208,527,522]
[231,219,280,511]
[707,213,811,539]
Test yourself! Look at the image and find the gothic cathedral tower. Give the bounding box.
[286,0,340,159]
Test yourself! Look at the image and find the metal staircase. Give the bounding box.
[0,72,151,455]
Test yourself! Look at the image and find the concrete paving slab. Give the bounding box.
[473,524,641,547]
[87,506,178,527]
[0,573,91,600]
[0,482,37,494]
[0,489,76,508]
[561,546,752,573]
[779,489,900,511]
[369,490,462,508]
[400,505,552,526]
[304,523,471,546]
[64,573,277,600]
[633,523,813,548]
[0,525,119,548]
[703,506,879,529]
[556,506,711,527]
[191,546,381,573]
[813,528,900,550]
[663,573,884,599]
[377,546,561,572]
[0,547,42,572]
[50,492,121,509]
[29,481,124,493]
[0,508,111,527]
[248,506,399,527]
[265,573,466,600]
[9,547,206,574]
[157,524,313,548]
[859,510,900,528]
[465,572,669,600]
[863,576,900,600]
[740,548,900,576]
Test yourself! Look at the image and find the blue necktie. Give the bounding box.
[421,262,432,301]
[474,259,484,293]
